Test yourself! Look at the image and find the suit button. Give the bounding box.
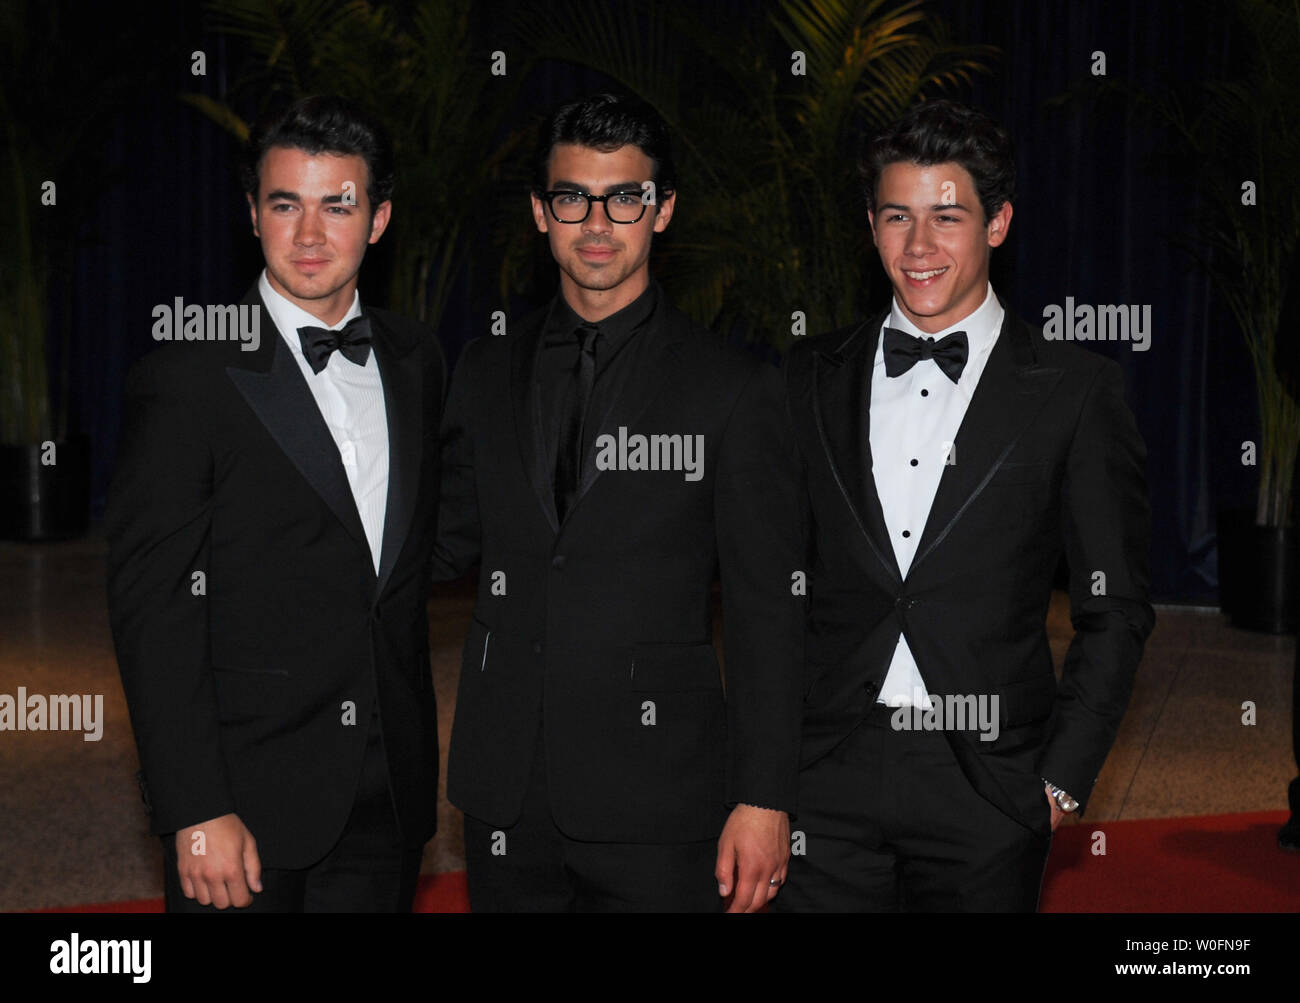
[372,606,382,621]
[532,641,543,655]
[552,555,566,569]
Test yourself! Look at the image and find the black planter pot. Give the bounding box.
[1217,509,1296,634]
[0,434,91,541]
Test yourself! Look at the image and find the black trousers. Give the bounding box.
[162,708,424,913]
[773,703,1052,913]
[463,727,721,912]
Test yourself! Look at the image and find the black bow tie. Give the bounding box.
[883,326,969,384]
[297,315,373,374]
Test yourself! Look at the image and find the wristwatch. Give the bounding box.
[1043,780,1079,813]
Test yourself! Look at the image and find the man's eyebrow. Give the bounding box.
[549,180,645,193]
[877,201,973,214]
[264,190,300,202]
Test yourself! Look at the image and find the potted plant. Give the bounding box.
[1156,0,1300,632]
[0,2,109,540]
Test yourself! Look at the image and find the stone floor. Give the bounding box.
[0,531,1294,911]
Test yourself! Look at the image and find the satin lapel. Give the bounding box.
[509,307,558,533]
[565,306,686,523]
[908,308,1063,577]
[812,310,902,587]
[371,311,423,598]
[225,290,371,561]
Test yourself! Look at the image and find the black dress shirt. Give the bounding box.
[537,280,660,481]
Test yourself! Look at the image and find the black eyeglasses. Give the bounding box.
[537,189,649,224]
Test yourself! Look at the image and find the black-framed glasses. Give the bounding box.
[537,189,649,224]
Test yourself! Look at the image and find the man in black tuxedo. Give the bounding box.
[434,93,804,912]
[774,100,1154,911]
[106,96,445,912]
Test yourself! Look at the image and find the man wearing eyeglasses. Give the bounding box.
[433,92,804,912]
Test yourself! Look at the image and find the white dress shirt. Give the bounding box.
[258,270,389,574]
[871,282,1004,707]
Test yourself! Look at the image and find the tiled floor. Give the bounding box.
[0,531,1294,911]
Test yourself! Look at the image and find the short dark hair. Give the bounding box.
[242,95,395,211]
[859,99,1015,224]
[533,92,677,198]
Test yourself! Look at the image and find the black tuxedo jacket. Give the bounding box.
[106,283,445,868]
[434,294,804,843]
[785,300,1154,832]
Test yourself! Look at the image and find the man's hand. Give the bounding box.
[174,813,262,909]
[1044,784,1064,832]
[715,804,789,913]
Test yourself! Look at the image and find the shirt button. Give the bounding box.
[920,388,929,397]
[340,440,356,465]
[909,458,918,467]
[902,530,911,538]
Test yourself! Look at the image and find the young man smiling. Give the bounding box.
[107,96,445,912]
[434,92,804,912]
[776,100,1153,911]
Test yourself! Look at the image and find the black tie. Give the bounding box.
[555,323,599,521]
[297,315,373,374]
[883,326,969,384]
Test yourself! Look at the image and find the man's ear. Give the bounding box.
[986,200,1013,248]
[652,190,676,233]
[867,209,877,247]
[368,199,393,244]
[246,193,260,238]
[530,192,549,234]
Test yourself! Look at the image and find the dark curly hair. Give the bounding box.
[241,95,395,213]
[859,99,1015,224]
[533,92,677,198]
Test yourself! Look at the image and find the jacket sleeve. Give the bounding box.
[431,338,484,581]
[105,352,236,835]
[714,360,806,814]
[1038,359,1155,811]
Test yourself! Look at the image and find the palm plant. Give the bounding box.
[185,0,533,330]
[0,2,131,443]
[1158,0,1300,529]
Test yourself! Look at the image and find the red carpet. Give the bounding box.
[1040,810,1299,912]
[32,811,1299,913]
[35,870,470,914]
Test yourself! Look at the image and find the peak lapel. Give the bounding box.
[371,311,423,597]
[813,312,902,587]
[908,308,1063,577]
[509,308,559,533]
[225,289,371,564]
[563,306,685,527]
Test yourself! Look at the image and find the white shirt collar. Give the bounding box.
[887,281,1002,348]
[258,269,363,360]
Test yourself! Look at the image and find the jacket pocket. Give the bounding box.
[629,642,722,692]
[988,459,1053,487]
[998,672,1058,728]
[210,664,289,677]
[460,615,492,673]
